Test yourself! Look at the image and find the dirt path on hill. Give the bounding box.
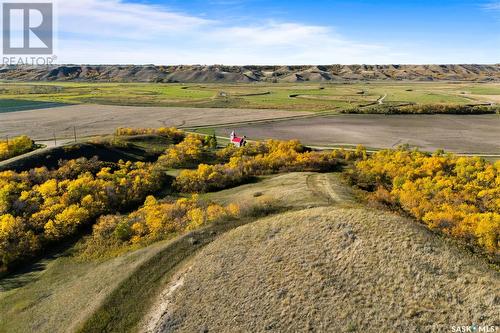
[306,173,356,206]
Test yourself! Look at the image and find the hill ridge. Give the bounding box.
[1,64,500,82]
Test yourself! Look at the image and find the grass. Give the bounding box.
[0,241,172,333]
[203,172,357,210]
[157,206,500,332]
[0,99,68,113]
[1,81,498,112]
[77,217,259,333]
[69,172,353,333]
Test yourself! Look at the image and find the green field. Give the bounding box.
[1,81,498,112]
[0,99,68,113]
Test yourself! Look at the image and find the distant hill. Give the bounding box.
[1,64,500,82]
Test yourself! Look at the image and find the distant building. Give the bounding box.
[230,130,246,147]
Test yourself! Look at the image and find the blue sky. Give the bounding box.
[47,0,500,64]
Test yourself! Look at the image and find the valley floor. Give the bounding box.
[1,104,498,155]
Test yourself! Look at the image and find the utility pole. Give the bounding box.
[53,132,57,146]
[73,126,77,142]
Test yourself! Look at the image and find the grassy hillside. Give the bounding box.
[0,240,172,333]
[147,206,500,333]
[0,172,339,333]
[0,134,174,172]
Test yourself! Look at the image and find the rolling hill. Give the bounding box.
[1,64,500,82]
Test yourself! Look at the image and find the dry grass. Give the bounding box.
[204,172,357,210]
[0,240,175,333]
[150,207,500,332]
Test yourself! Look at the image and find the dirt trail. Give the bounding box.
[377,93,387,104]
[306,173,356,206]
[142,265,192,333]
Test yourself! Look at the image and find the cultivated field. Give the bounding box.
[1,105,498,155]
[1,81,499,111]
[211,114,500,154]
[0,104,311,140]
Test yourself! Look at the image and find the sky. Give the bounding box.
[4,0,500,64]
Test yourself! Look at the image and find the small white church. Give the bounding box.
[230,130,247,147]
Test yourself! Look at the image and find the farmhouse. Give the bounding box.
[230,131,246,147]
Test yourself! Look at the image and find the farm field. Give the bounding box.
[208,113,500,154]
[0,99,67,113]
[1,105,498,155]
[1,81,499,111]
[0,104,311,140]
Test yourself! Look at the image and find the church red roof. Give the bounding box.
[231,137,243,143]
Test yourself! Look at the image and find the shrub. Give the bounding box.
[0,158,167,270]
[0,135,35,161]
[343,104,499,115]
[348,148,499,257]
[114,127,185,143]
[157,134,215,168]
[80,195,240,258]
[174,140,362,193]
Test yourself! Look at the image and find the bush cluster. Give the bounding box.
[344,104,499,115]
[0,158,166,270]
[157,134,216,168]
[175,140,365,193]
[348,148,499,257]
[80,195,240,257]
[114,127,185,143]
[0,135,35,161]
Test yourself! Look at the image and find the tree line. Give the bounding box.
[348,148,499,258]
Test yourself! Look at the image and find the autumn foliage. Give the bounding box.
[175,140,365,193]
[81,195,239,257]
[0,158,166,269]
[157,134,215,168]
[349,148,499,257]
[345,104,499,115]
[0,135,35,161]
[114,127,185,143]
